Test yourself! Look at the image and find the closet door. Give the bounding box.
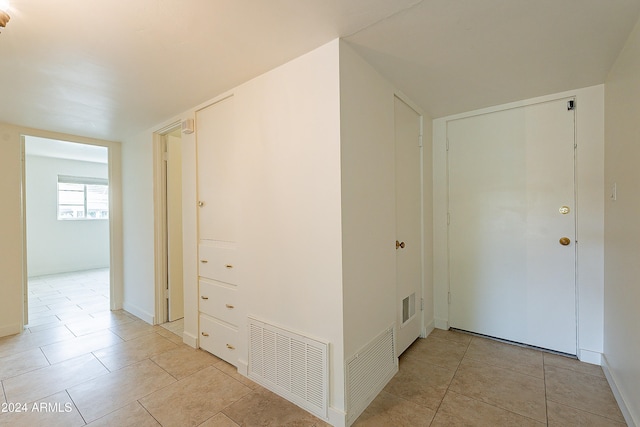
[196,96,237,243]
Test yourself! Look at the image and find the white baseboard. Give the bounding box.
[182,330,198,348]
[602,354,637,427]
[0,323,22,338]
[434,318,449,330]
[237,359,248,377]
[122,302,154,324]
[328,406,347,427]
[577,348,602,365]
[422,319,435,338]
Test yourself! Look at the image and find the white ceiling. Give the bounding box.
[1,0,639,142]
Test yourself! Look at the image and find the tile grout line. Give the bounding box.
[428,333,474,425]
[136,398,164,426]
[64,389,87,426]
[443,336,549,426]
[543,354,549,426]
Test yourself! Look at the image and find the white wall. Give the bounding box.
[0,122,122,338]
[233,40,345,417]
[339,40,396,359]
[433,85,605,362]
[120,131,157,323]
[26,155,109,276]
[0,123,25,337]
[603,14,640,425]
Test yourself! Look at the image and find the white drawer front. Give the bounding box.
[199,314,238,366]
[199,280,239,326]
[198,244,238,284]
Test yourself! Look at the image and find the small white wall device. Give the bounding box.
[181,118,195,134]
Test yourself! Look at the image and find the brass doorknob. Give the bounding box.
[396,240,405,250]
[559,237,571,246]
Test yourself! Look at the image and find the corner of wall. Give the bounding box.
[602,354,638,427]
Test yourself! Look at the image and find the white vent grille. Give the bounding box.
[248,318,328,419]
[345,326,397,425]
[402,292,416,324]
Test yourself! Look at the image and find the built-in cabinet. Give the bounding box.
[195,95,240,366]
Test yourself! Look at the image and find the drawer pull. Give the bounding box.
[201,296,209,300]
[201,332,209,337]
[225,304,235,309]
[225,264,233,269]
[226,344,235,350]
[200,259,208,264]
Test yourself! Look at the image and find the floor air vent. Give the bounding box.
[345,326,397,426]
[248,317,328,419]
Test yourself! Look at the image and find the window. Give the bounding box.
[57,175,109,220]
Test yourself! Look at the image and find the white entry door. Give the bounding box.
[395,96,423,356]
[447,98,577,355]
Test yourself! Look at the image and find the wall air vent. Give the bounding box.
[248,317,328,419]
[345,326,397,425]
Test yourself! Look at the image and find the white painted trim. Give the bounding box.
[602,354,637,427]
[182,330,198,348]
[577,348,602,365]
[152,132,168,325]
[236,359,248,377]
[328,406,347,427]
[433,85,604,354]
[19,133,124,316]
[0,323,22,337]
[434,318,449,330]
[122,302,154,324]
[423,319,435,338]
[152,122,182,326]
[20,137,28,328]
[108,142,124,311]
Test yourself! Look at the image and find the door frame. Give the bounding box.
[445,97,577,353]
[153,121,182,324]
[394,92,427,343]
[20,134,124,325]
[432,86,606,363]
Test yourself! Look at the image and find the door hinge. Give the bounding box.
[567,100,575,111]
[420,298,424,311]
[447,212,451,226]
[418,135,423,148]
[446,138,450,151]
[164,288,169,299]
[162,151,168,162]
[448,292,451,304]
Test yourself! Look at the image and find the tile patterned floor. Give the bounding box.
[0,271,627,426]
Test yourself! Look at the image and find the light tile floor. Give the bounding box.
[0,271,627,426]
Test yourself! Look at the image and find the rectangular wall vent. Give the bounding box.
[402,293,416,324]
[345,326,397,425]
[248,317,328,419]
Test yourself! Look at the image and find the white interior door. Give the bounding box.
[167,134,184,321]
[394,96,423,356]
[447,98,577,355]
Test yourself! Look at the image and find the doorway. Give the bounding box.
[154,126,184,327]
[22,136,112,329]
[446,97,577,354]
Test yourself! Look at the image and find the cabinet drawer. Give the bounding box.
[198,244,238,284]
[199,314,238,366]
[199,280,239,326]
